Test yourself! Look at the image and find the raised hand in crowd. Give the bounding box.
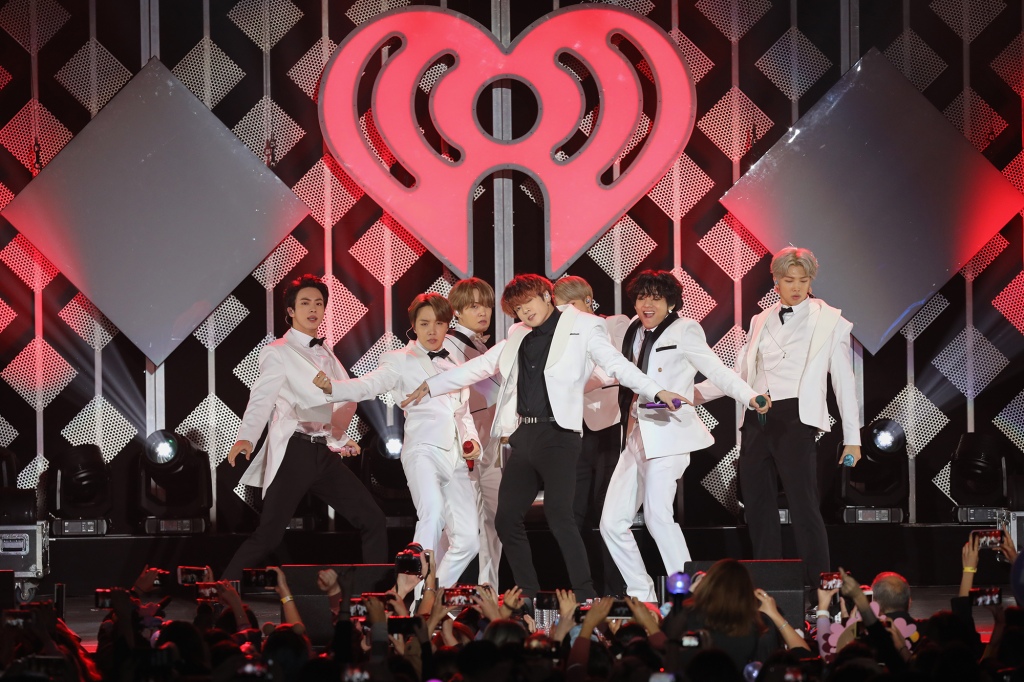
[131,564,169,595]
[959,532,981,597]
[551,589,578,643]
[500,585,524,618]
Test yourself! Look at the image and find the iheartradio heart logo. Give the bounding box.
[319,5,695,278]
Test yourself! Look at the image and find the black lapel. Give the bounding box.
[622,318,643,361]
[640,315,678,373]
[447,329,475,349]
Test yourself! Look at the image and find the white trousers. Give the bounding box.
[599,425,690,602]
[403,441,480,589]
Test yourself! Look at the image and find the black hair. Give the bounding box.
[283,274,329,324]
[626,270,683,313]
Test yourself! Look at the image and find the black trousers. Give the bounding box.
[574,422,626,595]
[739,399,829,586]
[495,422,596,599]
[223,437,389,579]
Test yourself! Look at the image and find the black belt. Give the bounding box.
[520,416,558,424]
[291,432,328,445]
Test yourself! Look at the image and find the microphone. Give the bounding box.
[640,399,682,409]
[463,441,475,471]
[755,395,767,427]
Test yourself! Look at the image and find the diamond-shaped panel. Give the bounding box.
[346,0,410,24]
[873,384,948,457]
[618,113,651,161]
[60,395,138,462]
[419,62,449,94]
[900,293,949,341]
[961,233,1008,281]
[932,326,1008,399]
[698,214,767,281]
[755,27,832,101]
[194,296,248,351]
[758,288,780,311]
[670,28,714,83]
[929,0,1005,42]
[944,88,1007,153]
[993,271,1024,335]
[54,39,132,115]
[319,274,368,348]
[520,177,544,210]
[0,296,14,336]
[992,33,1023,96]
[0,413,17,448]
[1004,150,1024,216]
[647,154,714,220]
[0,234,59,291]
[0,0,70,52]
[698,88,773,161]
[587,216,656,284]
[228,0,303,51]
[712,325,746,369]
[288,36,337,100]
[695,0,771,41]
[0,65,10,91]
[351,332,404,406]
[292,154,365,228]
[591,0,655,15]
[701,444,740,514]
[172,37,246,108]
[234,334,275,389]
[884,29,947,92]
[234,480,258,510]
[0,100,73,172]
[346,412,370,443]
[696,404,718,432]
[672,268,716,323]
[59,293,118,351]
[359,108,396,169]
[1,337,77,409]
[233,96,305,164]
[252,236,307,290]
[0,182,13,211]
[177,394,241,467]
[16,454,47,490]
[994,389,1024,453]
[932,461,955,503]
[349,215,425,287]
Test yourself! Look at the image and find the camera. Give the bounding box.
[1,609,29,628]
[394,543,423,576]
[534,591,559,611]
[443,586,477,607]
[680,630,707,648]
[241,568,278,589]
[195,582,219,599]
[361,592,396,612]
[820,572,842,590]
[95,589,113,609]
[177,566,207,585]
[348,599,368,618]
[970,586,1001,606]
[971,529,1003,550]
[606,599,633,620]
[196,598,225,616]
[387,616,420,636]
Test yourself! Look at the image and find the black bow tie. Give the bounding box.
[309,337,326,348]
[779,306,793,324]
[428,349,450,360]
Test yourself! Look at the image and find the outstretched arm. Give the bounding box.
[585,322,665,403]
[679,321,758,406]
[326,353,402,404]
[409,341,505,406]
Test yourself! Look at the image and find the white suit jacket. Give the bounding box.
[582,314,631,431]
[425,305,664,460]
[327,342,478,451]
[694,299,862,446]
[626,316,757,458]
[237,330,357,496]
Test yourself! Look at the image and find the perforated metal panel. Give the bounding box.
[755,27,832,101]
[0,234,59,291]
[0,295,15,336]
[227,0,303,51]
[0,100,73,172]
[697,88,773,161]
[177,394,241,467]
[0,181,12,211]
[318,274,368,348]
[698,213,768,281]
[54,39,132,116]
[346,0,411,25]
[961,233,1008,281]
[929,0,1005,43]
[472,185,486,201]
[618,113,651,161]
[288,36,336,101]
[815,414,837,442]
[233,334,274,389]
[346,412,369,443]
[695,0,771,42]
[425,275,454,298]
[696,404,718,432]
[711,325,746,369]
[589,0,655,15]
[0,0,70,52]
[932,326,1008,399]
[59,293,118,351]
[943,88,1007,153]
[519,177,544,210]
[873,384,949,458]
[172,38,246,108]
[419,62,449,94]
[234,481,258,510]
[350,332,404,406]
[701,444,740,514]
[292,154,365,229]
[1,337,77,409]
[193,296,249,351]
[993,271,1024,335]
[932,461,955,503]
[758,288,780,311]
[560,54,591,82]
[991,33,1023,96]
[349,215,425,287]
[900,293,949,341]
[233,96,305,164]
[884,29,947,92]
[647,153,714,221]
[0,65,10,91]
[672,267,716,323]
[579,106,599,137]
[16,454,48,490]
[359,109,396,169]
[1004,150,1024,216]
[0,413,17,448]
[587,216,656,284]
[60,395,138,463]
[994,389,1024,453]
[252,236,307,290]
[669,28,714,84]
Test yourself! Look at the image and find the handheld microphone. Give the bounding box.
[755,395,767,427]
[463,441,475,471]
[641,399,683,409]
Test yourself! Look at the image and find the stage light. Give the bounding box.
[838,419,907,523]
[376,427,403,460]
[385,437,402,458]
[952,433,1008,523]
[43,444,111,536]
[137,430,212,535]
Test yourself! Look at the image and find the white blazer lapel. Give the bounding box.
[409,342,437,379]
[545,305,578,370]
[744,309,770,375]
[807,301,840,361]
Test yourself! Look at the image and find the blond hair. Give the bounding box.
[770,247,818,282]
[553,276,593,304]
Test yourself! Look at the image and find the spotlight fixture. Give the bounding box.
[137,430,212,534]
[839,419,907,523]
[952,433,1008,523]
[43,444,111,536]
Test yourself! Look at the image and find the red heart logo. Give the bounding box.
[319,5,695,278]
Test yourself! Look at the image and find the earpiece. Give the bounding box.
[544,293,551,302]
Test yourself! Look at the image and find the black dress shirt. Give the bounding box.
[517,308,561,418]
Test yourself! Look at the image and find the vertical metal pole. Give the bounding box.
[143,0,162,438]
[961,0,975,434]
[492,0,513,341]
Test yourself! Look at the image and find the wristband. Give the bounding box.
[816,609,831,618]
[423,587,436,593]
[962,566,977,573]
[778,621,790,629]
[281,595,295,604]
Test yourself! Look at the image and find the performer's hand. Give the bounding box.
[463,440,481,461]
[401,382,430,408]
[228,440,253,467]
[339,441,361,458]
[655,390,692,411]
[750,394,771,413]
[313,371,333,395]
[839,445,861,467]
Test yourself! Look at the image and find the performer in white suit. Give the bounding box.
[442,278,502,588]
[224,275,387,579]
[403,274,690,599]
[320,293,481,588]
[600,270,769,602]
[694,247,862,585]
